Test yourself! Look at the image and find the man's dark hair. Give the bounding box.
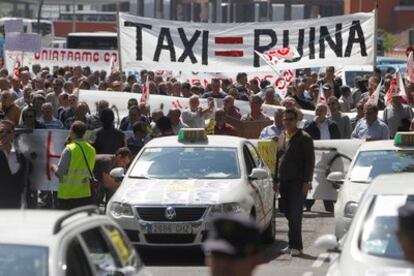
[71,120,87,138]
[260,79,271,89]
[340,86,351,95]
[128,99,138,109]
[283,108,298,120]
[115,147,132,159]
[156,116,172,133]
[181,82,191,90]
[99,108,115,129]
[236,72,247,81]
[249,79,259,86]
[132,121,147,134]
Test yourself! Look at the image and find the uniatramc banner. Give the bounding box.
[120,12,375,73]
[4,48,118,72]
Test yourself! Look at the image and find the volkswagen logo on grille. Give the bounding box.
[165,206,177,220]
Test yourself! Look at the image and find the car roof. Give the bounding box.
[357,140,414,151]
[338,65,373,71]
[143,135,249,148]
[0,209,109,246]
[367,173,414,196]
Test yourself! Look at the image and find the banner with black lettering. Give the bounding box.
[120,12,374,73]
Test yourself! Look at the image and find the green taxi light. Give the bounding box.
[178,128,208,143]
[394,132,414,146]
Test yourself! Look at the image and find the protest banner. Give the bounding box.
[4,48,118,73]
[119,12,374,73]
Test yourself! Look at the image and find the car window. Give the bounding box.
[65,238,93,276]
[129,147,240,179]
[103,225,144,271]
[359,195,414,260]
[243,145,256,175]
[349,150,414,183]
[80,227,122,275]
[0,244,48,276]
[246,143,262,168]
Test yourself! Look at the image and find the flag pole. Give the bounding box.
[373,0,379,72]
[116,0,123,73]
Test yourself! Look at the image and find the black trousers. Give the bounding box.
[279,181,304,250]
[58,197,93,210]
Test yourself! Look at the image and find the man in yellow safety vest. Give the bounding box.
[51,120,96,210]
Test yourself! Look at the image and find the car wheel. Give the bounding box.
[324,200,335,213]
[263,207,276,244]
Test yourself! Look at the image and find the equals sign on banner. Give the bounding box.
[214,36,244,57]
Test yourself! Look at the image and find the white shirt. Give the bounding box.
[319,120,330,140]
[181,109,206,128]
[3,149,20,174]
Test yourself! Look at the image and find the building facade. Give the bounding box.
[344,0,414,33]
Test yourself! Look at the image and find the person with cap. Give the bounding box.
[383,93,413,138]
[398,203,414,264]
[203,215,264,276]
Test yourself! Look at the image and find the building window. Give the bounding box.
[400,0,413,5]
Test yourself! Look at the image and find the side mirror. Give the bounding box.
[110,167,125,181]
[314,234,341,253]
[249,168,269,180]
[327,171,345,189]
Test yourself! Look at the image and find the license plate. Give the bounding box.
[148,223,193,234]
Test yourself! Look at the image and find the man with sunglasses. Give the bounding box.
[275,108,315,256]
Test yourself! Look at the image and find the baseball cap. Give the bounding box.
[202,215,264,258]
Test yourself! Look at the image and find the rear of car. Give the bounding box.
[328,175,414,276]
[0,207,147,276]
[335,134,414,238]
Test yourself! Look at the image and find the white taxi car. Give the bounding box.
[330,132,414,239]
[316,173,414,276]
[0,206,148,276]
[107,129,276,246]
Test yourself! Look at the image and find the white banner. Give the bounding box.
[120,12,374,73]
[4,48,118,72]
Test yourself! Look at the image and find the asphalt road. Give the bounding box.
[139,200,336,276]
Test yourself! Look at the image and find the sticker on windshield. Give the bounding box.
[130,161,153,176]
[373,195,408,217]
[349,166,372,182]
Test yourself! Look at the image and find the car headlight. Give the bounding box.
[209,203,243,216]
[344,201,358,218]
[109,202,134,218]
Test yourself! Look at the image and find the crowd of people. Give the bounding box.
[0,59,414,209]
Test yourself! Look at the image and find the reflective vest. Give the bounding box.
[58,140,96,199]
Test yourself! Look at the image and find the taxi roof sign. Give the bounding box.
[394,132,414,146]
[178,128,208,143]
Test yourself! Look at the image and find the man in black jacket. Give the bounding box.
[275,108,315,256]
[303,103,341,140]
[0,120,30,209]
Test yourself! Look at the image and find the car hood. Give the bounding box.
[345,180,370,203]
[111,178,247,205]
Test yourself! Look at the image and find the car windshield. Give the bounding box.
[349,150,414,183]
[129,147,240,179]
[345,71,372,86]
[360,195,414,259]
[0,244,48,276]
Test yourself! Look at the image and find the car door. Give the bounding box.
[78,226,125,276]
[63,237,94,276]
[243,144,267,225]
[246,142,273,222]
[102,224,145,275]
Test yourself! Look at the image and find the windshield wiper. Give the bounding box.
[130,176,150,179]
[350,179,370,183]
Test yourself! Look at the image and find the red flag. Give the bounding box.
[139,78,150,105]
[13,58,20,78]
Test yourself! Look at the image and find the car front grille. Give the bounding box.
[145,234,195,244]
[136,207,207,222]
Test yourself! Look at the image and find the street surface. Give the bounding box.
[140,200,336,276]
